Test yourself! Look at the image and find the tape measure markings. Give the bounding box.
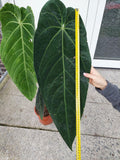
[75,9,81,160]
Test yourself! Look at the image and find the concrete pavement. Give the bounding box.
[0,68,120,160]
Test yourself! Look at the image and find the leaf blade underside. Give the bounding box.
[0,3,37,100]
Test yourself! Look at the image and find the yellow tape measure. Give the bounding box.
[75,9,81,160]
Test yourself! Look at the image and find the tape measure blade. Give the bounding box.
[75,9,81,160]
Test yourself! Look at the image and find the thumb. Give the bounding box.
[83,72,94,79]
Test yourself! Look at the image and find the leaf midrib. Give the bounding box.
[62,28,71,144]
[20,23,30,97]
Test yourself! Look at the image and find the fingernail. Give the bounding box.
[83,73,86,76]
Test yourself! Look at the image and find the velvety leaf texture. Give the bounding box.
[0,3,37,100]
[36,88,44,119]
[34,0,91,149]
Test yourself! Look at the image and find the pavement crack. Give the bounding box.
[0,124,120,140]
[81,133,120,140]
[0,123,58,132]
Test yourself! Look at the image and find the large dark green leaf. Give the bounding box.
[0,3,37,100]
[34,0,91,149]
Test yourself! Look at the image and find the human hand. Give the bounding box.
[83,67,107,90]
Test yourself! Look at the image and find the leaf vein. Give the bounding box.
[39,29,61,70]
[65,55,74,67]
[41,12,61,25]
[4,37,21,62]
[64,30,75,46]
[65,70,74,81]
[1,26,19,54]
[6,49,22,69]
[23,23,34,30]
[65,28,75,31]
[23,25,33,37]
[24,43,32,54]
[4,21,19,28]
[1,11,18,20]
[40,26,60,36]
[65,19,75,26]
[22,13,32,23]
[44,57,62,86]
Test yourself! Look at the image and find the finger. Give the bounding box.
[83,72,94,79]
[91,67,101,76]
[89,79,92,84]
